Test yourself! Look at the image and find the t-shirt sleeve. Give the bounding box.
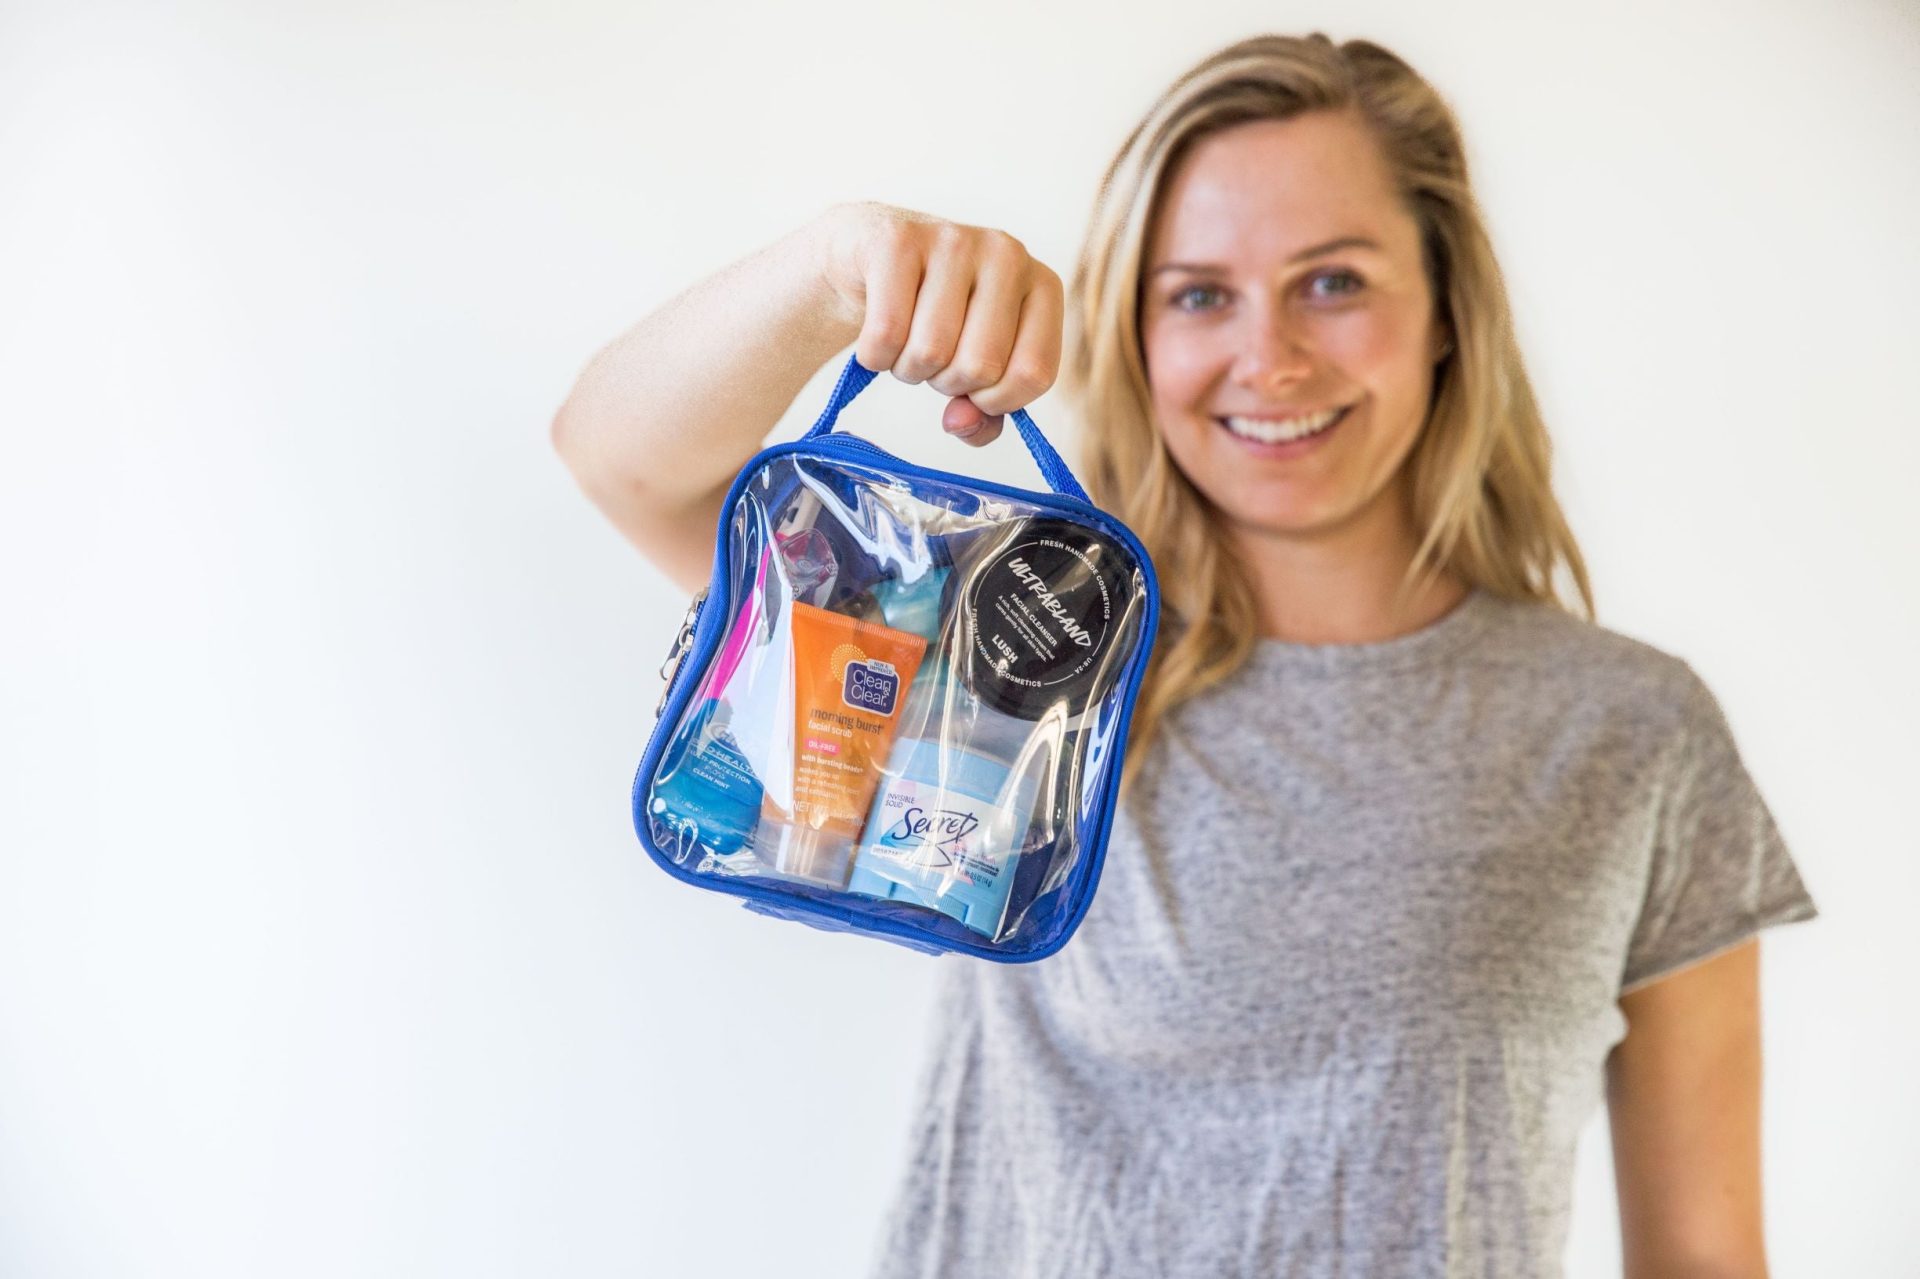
[1619,662,1820,995]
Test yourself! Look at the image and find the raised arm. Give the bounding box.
[548,201,1063,595]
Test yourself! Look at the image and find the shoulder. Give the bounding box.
[1473,592,1698,689]
[1469,592,1712,737]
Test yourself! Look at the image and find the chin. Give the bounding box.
[1210,485,1372,539]
[1222,509,1343,540]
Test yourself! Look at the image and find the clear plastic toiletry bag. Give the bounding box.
[634,353,1160,961]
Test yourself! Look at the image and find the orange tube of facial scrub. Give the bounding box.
[758,601,928,888]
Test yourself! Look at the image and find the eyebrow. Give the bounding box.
[1148,236,1383,275]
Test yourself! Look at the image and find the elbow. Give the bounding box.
[547,399,635,511]
[548,399,597,492]
[548,399,576,463]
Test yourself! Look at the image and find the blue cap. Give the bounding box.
[868,565,952,641]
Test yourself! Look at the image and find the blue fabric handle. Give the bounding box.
[801,353,1091,505]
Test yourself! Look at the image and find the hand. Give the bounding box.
[814,200,1063,448]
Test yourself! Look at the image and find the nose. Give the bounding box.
[1229,300,1314,392]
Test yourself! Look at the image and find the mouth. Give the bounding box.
[1212,404,1351,457]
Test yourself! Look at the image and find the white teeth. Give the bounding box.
[1221,407,1344,443]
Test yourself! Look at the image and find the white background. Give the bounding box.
[2,1,1915,1275]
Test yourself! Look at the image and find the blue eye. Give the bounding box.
[1168,271,1363,312]
[1308,269,1364,299]
[1170,283,1224,312]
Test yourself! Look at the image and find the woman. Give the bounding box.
[552,32,1820,1279]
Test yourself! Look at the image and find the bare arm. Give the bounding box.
[549,201,1062,596]
[548,209,861,595]
[1607,937,1772,1278]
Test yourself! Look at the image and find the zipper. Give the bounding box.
[635,587,708,806]
[654,588,707,718]
[809,433,899,466]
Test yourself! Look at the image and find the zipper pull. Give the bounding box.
[655,588,707,718]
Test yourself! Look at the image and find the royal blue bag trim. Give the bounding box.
[630,354,1160,962]
[800,352,1091,505]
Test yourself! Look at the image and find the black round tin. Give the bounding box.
[954,516,1135,721]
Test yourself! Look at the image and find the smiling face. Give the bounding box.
[1140,111,1451,553]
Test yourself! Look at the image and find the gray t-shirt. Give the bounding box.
[863,585,1820,1278]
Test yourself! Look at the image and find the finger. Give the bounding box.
[893,237,973,384]
[968,266,1062,418]
[852,227,923,375]
[928,238,1025,401]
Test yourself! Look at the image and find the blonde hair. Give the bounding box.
[1060,33,1596,800]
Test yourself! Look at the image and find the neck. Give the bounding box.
[1222,489,1469,645]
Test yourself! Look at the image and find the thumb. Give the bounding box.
[943,395,1002,435]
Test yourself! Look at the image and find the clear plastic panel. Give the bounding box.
[643,453,1148,949]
